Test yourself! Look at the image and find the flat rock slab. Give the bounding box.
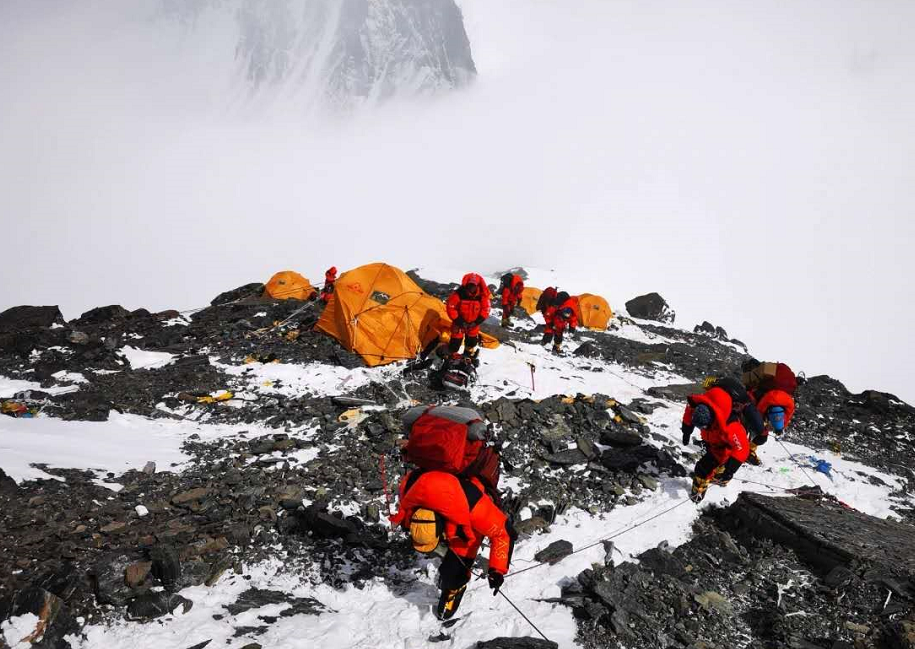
[534,540,573,565]
[476,639,559,649]
[734,493,915,578]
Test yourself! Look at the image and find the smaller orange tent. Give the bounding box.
[264,271,316,301]
[575,293,613,330]
[520,287,543,315]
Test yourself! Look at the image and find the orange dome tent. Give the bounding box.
[316,263,498,367]
[519,287,543,315]
[264,271,317,301]
[575,293,613,330]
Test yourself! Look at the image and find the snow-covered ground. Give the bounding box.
[2,320,912,648]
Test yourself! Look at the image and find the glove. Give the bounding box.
[474,315,486,325]
[487,569,504,595]
[681,423,694,446]
[453,317,465,328]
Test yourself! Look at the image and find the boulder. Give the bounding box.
[0,305,64,332]
[533,540,573,565]
[624,293,675,323]
[127,592,193,620]
[150,545,182,590]
[600,429,643,447]
[0,587,78,648]
[477,639,558,649]
[646,383,702,401]
[92,553,137,606]
[210,282,265,306]
[600,445,686,476]
[0,467,18,494]
[74,305,130,325]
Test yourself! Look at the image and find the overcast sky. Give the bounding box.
[1,0,913,401]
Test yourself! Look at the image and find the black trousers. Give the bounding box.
[439,521,518,590]
[694,451,742,482]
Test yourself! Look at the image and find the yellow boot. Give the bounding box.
[746,442,762,466]
[690,475,711,503]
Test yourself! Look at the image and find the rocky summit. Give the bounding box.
[0,270,913,649]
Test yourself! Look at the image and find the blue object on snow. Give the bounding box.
[807,455,833,478]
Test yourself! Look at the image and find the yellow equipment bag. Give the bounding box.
[410,508,443,554]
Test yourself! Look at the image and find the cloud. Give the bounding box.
[1,0,913,400]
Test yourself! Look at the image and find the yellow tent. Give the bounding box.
[520,287,543,315]
[575,293,613,330]
[264,271,316,301]
[316,263,498,367]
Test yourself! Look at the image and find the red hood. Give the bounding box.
[461,272,486,288]
[689,387,733,430]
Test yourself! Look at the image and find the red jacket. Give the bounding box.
[390,470,512,574]
[547,296,579,333]
[755,389,796,429]
[683,387,750,463]
[446,273,491,325]
[500,275,525,307]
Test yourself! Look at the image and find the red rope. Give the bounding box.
[380,454,393,516]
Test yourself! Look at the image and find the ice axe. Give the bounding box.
[527,361,536,392]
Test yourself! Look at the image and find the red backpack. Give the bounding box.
[402,405,501,496]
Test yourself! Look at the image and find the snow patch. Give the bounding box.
[118,346,176,370]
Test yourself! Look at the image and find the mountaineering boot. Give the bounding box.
[711,475,731,487]
[463,346,480,368]
[501,316,510,328]
[435,584,467,621]
[746,442,762,466]
[689,475,711,503]
[552,342,563,355]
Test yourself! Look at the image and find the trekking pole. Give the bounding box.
[527,362,536,392]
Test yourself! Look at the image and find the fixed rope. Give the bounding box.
[504,497,691,580]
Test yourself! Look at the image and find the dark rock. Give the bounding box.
[613,404,643,425]
[92,553,137,606]
[533,540,573,565]
[150,545,182,590]
[0,467,18,493]
[0,305,64,331]
[576,436,598,460]
[211,282,265,306]
[224,588,324,617]
[600,445,685,476]
[624,293,675,323]
[600,429,643,447]
[186,642,212,649]
[824,566,855,590]
[127,591,194,620]
[729,492,915,577]
[0,587,78,648]
[646,383,702,401]
[476,639,558,649]
[573,341,602,359]
[74,305,130,325]
[543,449,588,466]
